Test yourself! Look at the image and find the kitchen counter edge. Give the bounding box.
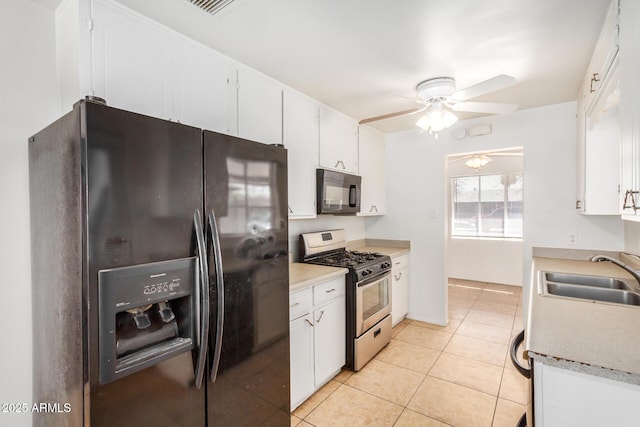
[289,263,349,292]
[526,253,640,382]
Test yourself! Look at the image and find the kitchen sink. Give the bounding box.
[542,271,640,306]
[546,282,640,306]
[544,272,632,290]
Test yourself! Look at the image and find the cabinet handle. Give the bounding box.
[623,190,640,212]
[334,160,345,169]
[316,310,325,323]
[369,205,378,213]
[288,205,294,214]
[290,302,300,308]
[325,288,336,293]
[590,72,600,93]
[394,272,402,281]
[304,319,314,328]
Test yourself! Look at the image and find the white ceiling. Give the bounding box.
[36,0,612,133]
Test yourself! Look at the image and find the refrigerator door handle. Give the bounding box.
[193,209,209,389]
[208,209,225,383]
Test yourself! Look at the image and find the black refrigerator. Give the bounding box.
[29,100,290,427]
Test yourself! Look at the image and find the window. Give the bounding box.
[451,173,523,238]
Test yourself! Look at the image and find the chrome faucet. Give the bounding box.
[589,254,640,285]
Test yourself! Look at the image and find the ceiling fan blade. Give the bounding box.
[451,74,517,101]
[359,106,426,124]
[451,101,519,114]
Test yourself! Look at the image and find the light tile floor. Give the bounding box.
[290,278,528,427]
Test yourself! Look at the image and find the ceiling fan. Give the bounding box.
[360,74,520,133]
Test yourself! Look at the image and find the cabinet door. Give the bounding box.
[536,362,640,427]
[237,66,282,144]
[313,298,345,386]
[283,90,319,218]
[358,125,386,216]
[584,104,621,215]
[391,255,409,326]
[620,0,640,219]
[290,313,315,410]
[584,0,619,112]
[92,0,172,120]
[171,39,237,135]
[319,105,358,174]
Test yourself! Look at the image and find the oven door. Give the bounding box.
[356,272,391,336]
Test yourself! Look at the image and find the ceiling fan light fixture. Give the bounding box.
[416,102,458,133]
[464,154,492,171]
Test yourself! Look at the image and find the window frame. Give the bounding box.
[450,172,523,240]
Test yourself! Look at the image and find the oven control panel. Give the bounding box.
[356,260,392,282]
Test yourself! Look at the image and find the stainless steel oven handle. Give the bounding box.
[357,272,391,288]
[510,329,531,379]
[208,209,225,383]
[193,209,209,390]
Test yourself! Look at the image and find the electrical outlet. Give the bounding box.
[568,233,578,245]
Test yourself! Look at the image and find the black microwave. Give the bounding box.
[316,169,361,214]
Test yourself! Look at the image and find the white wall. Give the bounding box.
[448,238,523,285]
[365,102,624,325]
[0,1,58,426]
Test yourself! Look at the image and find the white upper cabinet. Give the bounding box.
[319,105,359,175]
[237,66,283,144]
[91,0,173,120]
[357,125,386,216]
[583,0,620,115]
[619,0,640,219]
[576,0,620,215]
[171,39,237,135]
[283,89,319,219]
[91,0,237,132]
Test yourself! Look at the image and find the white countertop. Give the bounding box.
[526,255,640,378]
[352,245,410,258]
[289,263,348,292]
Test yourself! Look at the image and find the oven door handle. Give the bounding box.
[510,329,531,379]
[193,209,209,390]
[357,272,391,288]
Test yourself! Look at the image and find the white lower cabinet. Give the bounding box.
[290,277,345,410]
[391,254,409,326]
[534,360,640,427]
[290,313,315,408]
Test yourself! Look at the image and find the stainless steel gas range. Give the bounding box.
[299,229,392,371]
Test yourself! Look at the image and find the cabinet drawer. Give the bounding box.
[290,288,313,320]
[392,254,409,270]
[313,277,345,307]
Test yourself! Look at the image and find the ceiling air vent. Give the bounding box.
[186,0,236,15]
